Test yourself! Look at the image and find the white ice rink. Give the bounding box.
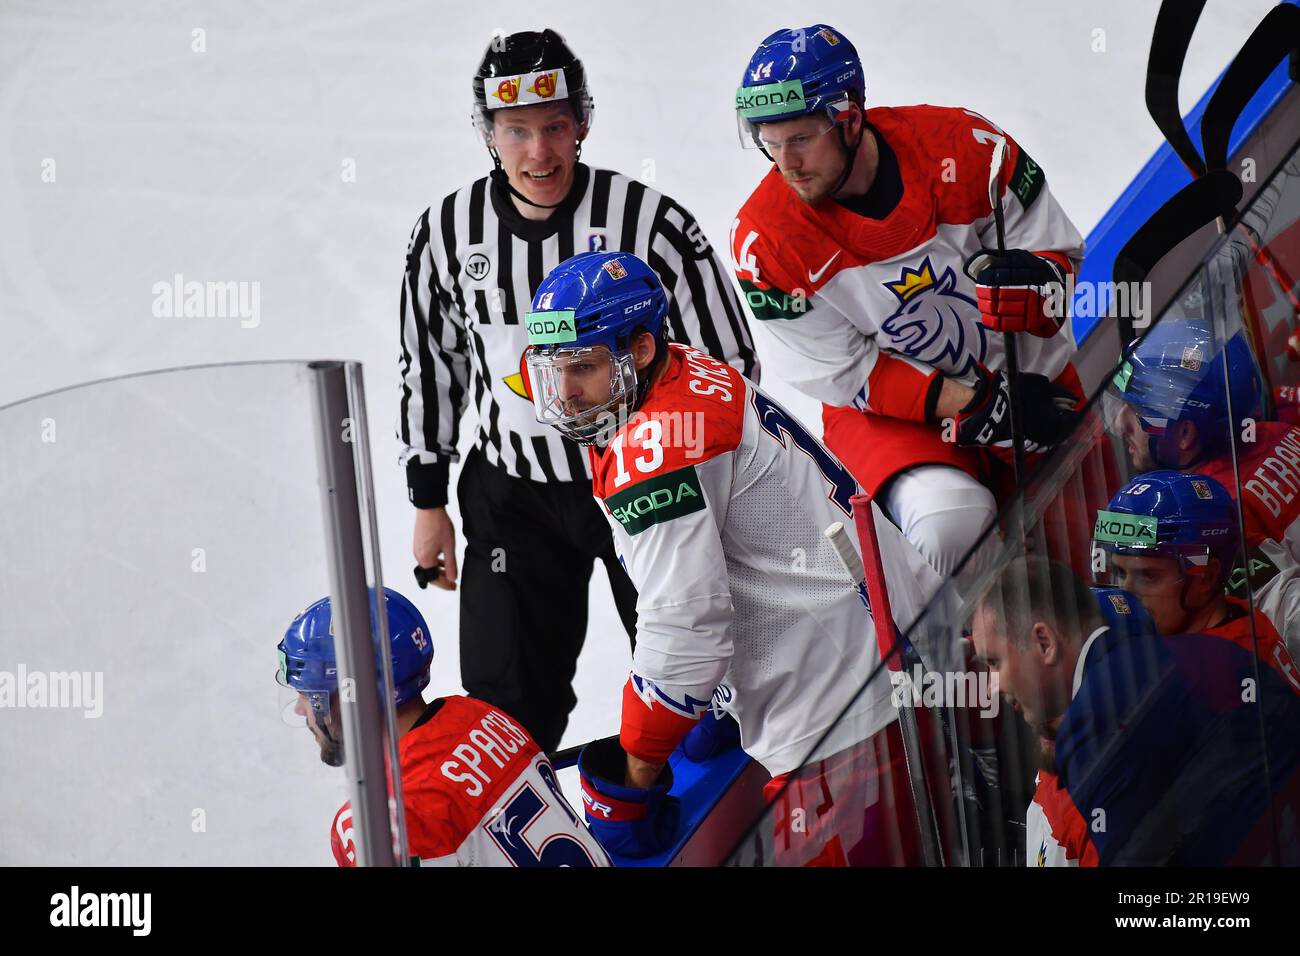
[0,0,1278,863]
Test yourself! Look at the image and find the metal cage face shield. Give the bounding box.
[525,343,638,444]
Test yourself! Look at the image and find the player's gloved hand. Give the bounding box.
[578,737,680,858]
[681,708,741,762]
[964,248,1067,337]
[954,364,1079,451]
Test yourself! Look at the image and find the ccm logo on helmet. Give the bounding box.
[623,298,654,316]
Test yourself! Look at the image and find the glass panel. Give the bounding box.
[0,362,402,865]
[725,139,1300,864]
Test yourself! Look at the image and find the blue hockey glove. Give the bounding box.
[681,708,741,761]
[578,736,680,858]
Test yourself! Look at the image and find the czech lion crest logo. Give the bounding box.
[879,256,988,376]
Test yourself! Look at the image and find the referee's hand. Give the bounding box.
[413,507,457,591]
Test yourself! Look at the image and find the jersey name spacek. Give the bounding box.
[330,695,609,867]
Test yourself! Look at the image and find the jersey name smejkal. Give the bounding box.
[684,349,736,402]
[439,709,531,797]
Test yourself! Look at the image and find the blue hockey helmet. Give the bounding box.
[735,24,865,149]
[277,587,434,711]
[524,250,669,443]
[1105,316,1263,468]
[1092,470,1241,588]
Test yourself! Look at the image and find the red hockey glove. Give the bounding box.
[964,248,1067,337]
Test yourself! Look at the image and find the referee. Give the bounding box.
[398,29,757,752]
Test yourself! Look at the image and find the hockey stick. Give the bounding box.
[1112,171,1244,343]
[1119,2,1295,378]
[1201,3,1300,375]
[827,514,947,866]
[1201,4,1300,175]
[547,734,617,771]
[986,137,1027,492]
[1146,0,1209,178]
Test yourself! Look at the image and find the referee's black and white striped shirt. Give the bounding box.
[398,163,759,507]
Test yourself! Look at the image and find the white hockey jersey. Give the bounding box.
[1025,771,1097,867]
[731,105,1083,416]
[590,343,942,777]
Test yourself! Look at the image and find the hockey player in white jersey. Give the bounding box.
[730,25,1086,577]
[278,588,609,867]
[523,250,944,864]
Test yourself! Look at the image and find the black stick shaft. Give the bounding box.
[993,201,1026,491]
[547,734,618,771]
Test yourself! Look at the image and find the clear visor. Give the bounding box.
[1101,384,1168,438]
[525,345,637,444]
[1091,539,1213,587]
[276,684,333,730]
[737,113,842,151]
[736,111,767,150]
[275,649,334,727]
[736,95,848,150]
